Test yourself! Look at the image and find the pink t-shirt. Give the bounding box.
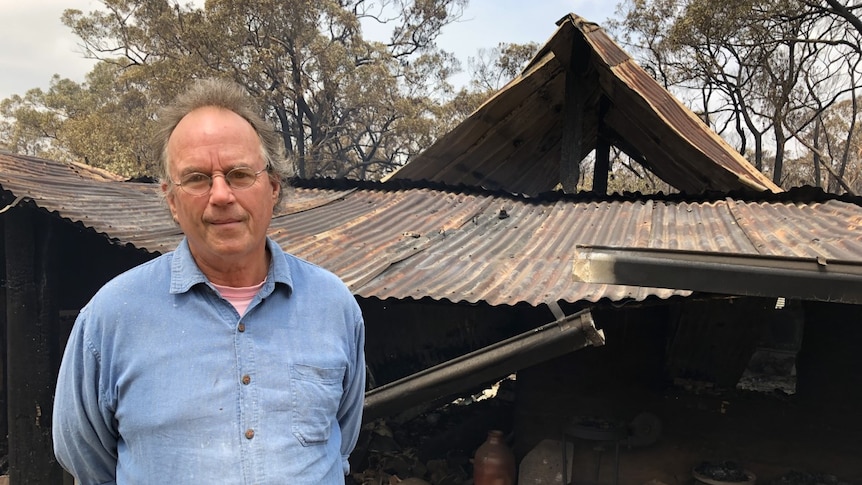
[212,280,265,316]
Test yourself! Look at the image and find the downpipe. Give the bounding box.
[363,307,604,421]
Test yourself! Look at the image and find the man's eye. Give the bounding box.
[229,170,254,181]
[183,173,209,184]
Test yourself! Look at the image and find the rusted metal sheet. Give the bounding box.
[1,153,124,182]
[388,14,781,196]
[3,153,861,308]
[573,246,862,304]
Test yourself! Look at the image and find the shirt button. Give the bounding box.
[245,429,255,439]
[238,322,246,332]
[242,375,251,385]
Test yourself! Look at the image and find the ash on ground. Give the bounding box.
[768,471,857,485]
[349,380,515,485]
[737,348,797,395]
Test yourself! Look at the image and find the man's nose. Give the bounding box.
[209,173,234,201]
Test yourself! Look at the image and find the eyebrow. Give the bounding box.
[177,164,257,176]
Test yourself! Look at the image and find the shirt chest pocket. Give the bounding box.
[290,364,345,446]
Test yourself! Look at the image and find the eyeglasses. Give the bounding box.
[171,166,269,196]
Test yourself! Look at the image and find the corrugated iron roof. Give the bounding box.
[3,153,860,307]
[387,14,780,196]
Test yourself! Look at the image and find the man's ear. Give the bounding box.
[271,178,281,203]
[162,182,179,222]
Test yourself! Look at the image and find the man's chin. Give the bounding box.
[191,235,252,256]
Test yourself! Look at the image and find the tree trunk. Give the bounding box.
[813,122,822,189]
[772,120,785,186]
[836,89,858,192]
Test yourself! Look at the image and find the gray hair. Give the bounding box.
[154,78,292,205]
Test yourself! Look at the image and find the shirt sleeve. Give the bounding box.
[53,309,119,485]
[337,311,366,475]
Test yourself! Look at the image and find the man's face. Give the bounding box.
[162,106,280,270]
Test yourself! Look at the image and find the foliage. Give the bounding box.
[0,64,157,177]
[784,95,862,192]
[0,0,554,182]
[2,0,486,180]
[11,1,861,194]
[610,0,862,193]
[467,42,539,92]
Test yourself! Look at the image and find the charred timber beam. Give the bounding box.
[573,245,862,304]
[552,19,592,194]
[593,97,611,195]
[363,308,603,422]
[560,67,584,193]
[593,136,610,195]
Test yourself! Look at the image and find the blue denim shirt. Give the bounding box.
[53,238,366,485]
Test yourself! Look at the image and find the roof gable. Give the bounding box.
[388,14,780,196]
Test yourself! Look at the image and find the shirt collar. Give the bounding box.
[169,237,293,295]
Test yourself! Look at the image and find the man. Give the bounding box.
[53,78,366,484]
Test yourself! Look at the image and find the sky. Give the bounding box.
[0,1,618,101]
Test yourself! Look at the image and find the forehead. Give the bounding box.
[167,107,262,171]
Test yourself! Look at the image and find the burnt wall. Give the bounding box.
[359,299,563,388]
[512,297,861,482]
[796,300,862,410]
[664,297,770,388]
[513,300,673,458]
[2,208,156,481]
[54,220,155,311]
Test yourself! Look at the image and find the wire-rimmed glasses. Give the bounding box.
[171,166,268,196]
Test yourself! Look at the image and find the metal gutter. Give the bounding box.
[573,246,862,304]
[363,307,603,421]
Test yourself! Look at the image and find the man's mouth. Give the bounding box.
[210,218,241,225]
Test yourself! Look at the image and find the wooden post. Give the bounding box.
[593,136,610,195]
[5,207,64,484]
[560,67,583,193]
[556,27,595,195]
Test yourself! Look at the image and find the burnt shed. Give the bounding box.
[2,153,862,483]
[1,12,861,485]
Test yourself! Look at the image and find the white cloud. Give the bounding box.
[0,0,98,98]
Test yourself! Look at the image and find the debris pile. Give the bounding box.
[768,471,855,485]
[693,460,752,483]
[349,384,515,485]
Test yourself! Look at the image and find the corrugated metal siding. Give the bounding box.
[3,154,861,308]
